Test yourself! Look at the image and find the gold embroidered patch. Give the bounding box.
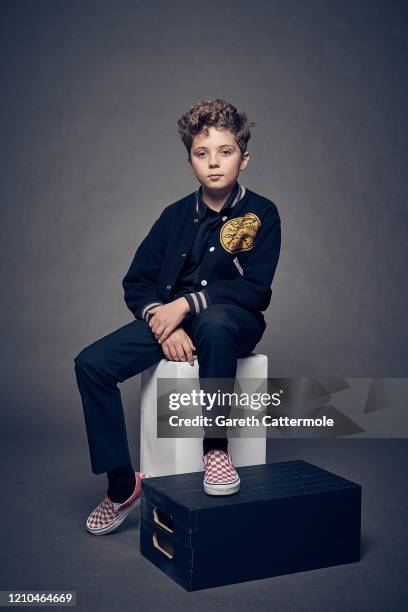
[220,213,261,253]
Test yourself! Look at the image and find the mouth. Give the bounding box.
[208,174,223,178]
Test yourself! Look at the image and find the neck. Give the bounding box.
[201,183,237,212]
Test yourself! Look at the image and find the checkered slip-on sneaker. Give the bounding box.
[203,450,240,496]
[86,471,150,535]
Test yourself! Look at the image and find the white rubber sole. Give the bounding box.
[204,478,240,496]
[86,497,141,536]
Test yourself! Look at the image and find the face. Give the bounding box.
[188,126,250,192]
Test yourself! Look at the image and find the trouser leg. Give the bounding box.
[190,304,265,452]
[74,319,163,474]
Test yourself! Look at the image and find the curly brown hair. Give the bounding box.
[177,98,255,159]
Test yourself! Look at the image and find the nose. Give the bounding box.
[208,153,220,168]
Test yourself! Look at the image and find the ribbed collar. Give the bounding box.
[195,181,246,218]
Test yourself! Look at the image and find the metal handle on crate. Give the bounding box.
[152,532,173,559]
[153,507,174,533]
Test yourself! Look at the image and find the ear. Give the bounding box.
[240,151,250,171]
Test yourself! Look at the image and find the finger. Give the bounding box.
[184,342,194,366]
[176,343,186,361]
[159,324,175,344]
[148,306,162,316]
[169,345,179,361]
[162,345,170,360]
[184,331,195,348]
[155,324,166,340]
[181,338,192,362]
[151,321,160,334]
[165,341,176,360]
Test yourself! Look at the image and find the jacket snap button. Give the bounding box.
[201,280,207,286]
[222,216,228,221]
[193,218,199,223]
[209,247,215,252]
[166,284,171,290]
[181,253,187,257]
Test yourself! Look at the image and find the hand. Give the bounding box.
[148,298,190,344]
[161,328,196,366]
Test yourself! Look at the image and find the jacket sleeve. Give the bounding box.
[190,208,281,314]
[122,209,170,321]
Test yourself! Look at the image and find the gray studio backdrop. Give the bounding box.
[1,1,407,463]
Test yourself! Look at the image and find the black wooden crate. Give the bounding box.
[140,459,361,591]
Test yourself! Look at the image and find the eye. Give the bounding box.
[221,149,232,155]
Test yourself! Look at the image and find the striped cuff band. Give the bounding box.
[139,302,163,322]
[184,290,211,315]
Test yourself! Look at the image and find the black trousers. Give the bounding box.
[74,304,265,474]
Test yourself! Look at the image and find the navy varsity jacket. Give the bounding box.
[122,184,281,321]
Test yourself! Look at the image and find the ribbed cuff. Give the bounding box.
[184,290,211,315]
[138,302,164,322]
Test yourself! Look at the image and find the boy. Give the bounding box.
[74,98,281,535]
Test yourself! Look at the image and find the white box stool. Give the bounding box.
[140,353,268,476]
